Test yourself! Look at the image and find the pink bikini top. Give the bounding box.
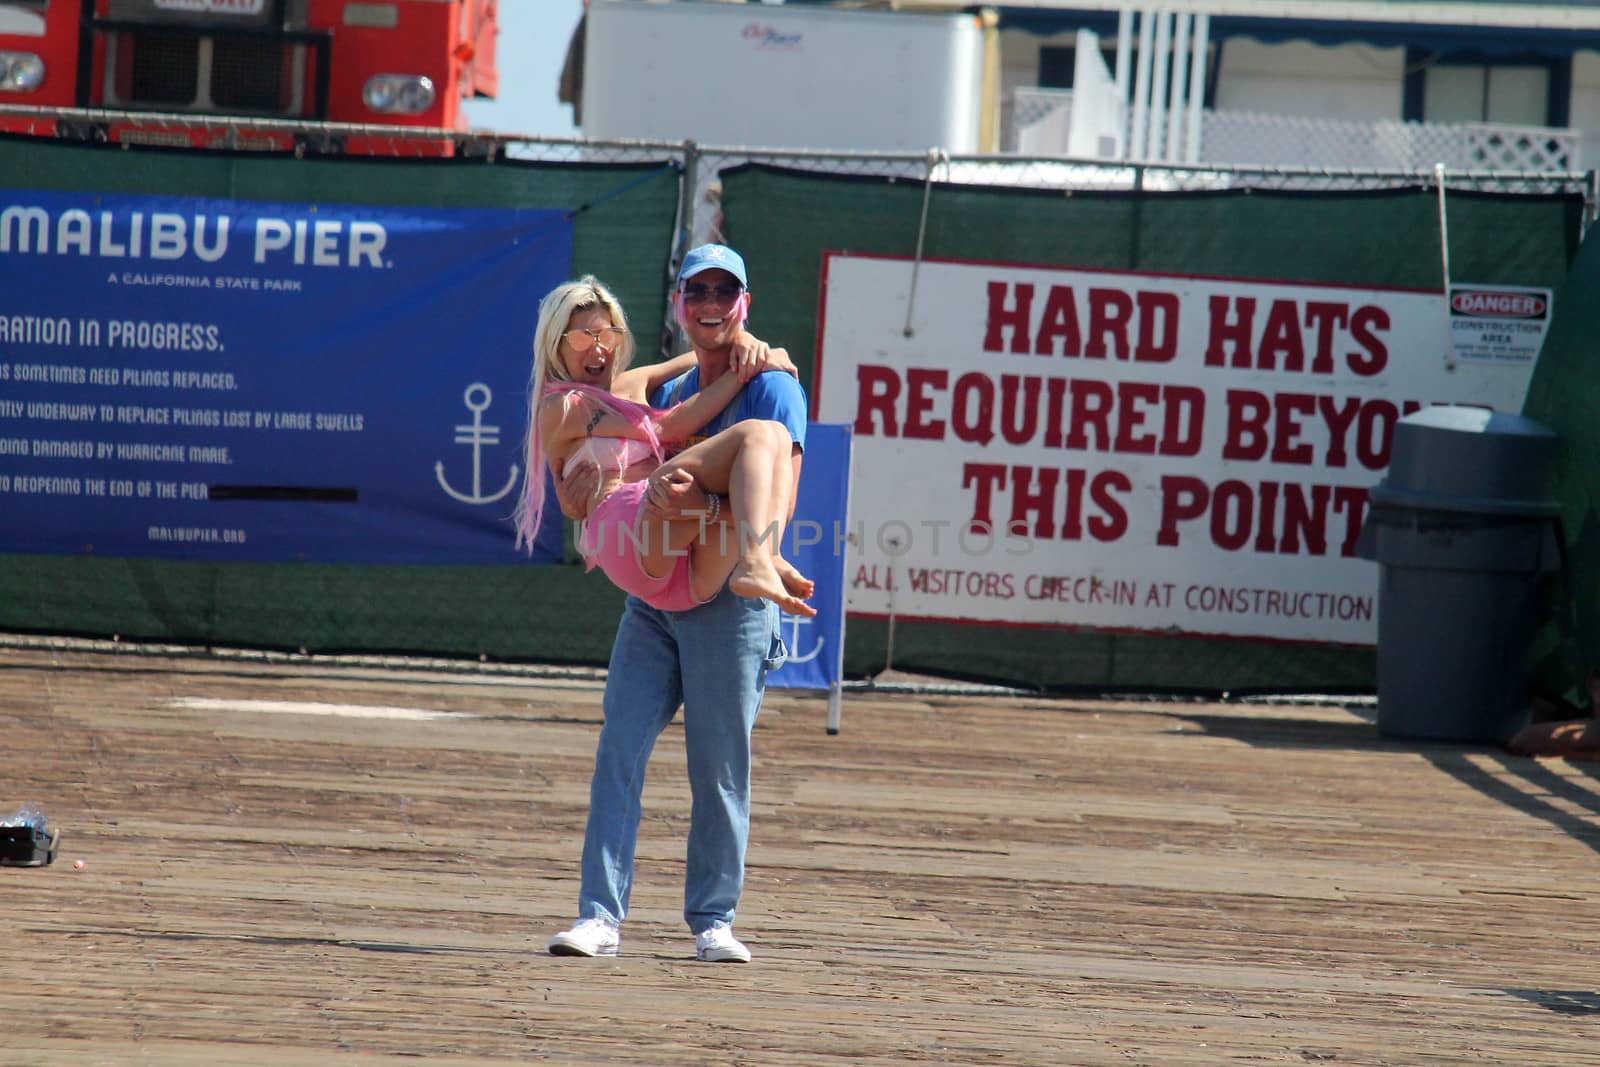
[513,380,670,553]
[567,434,658,474]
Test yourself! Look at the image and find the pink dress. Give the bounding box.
[514,382,709,613]
[573,436,709,612]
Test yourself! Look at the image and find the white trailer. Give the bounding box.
[579,0,987,152]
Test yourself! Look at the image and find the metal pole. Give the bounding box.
[1436,162,1456,371]
[902,147,945,338]
[676,139,700,268]
[882,531,903,679]
[669,139,700,359]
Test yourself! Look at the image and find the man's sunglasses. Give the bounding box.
[679,282,745,304]
[562,326,626,352]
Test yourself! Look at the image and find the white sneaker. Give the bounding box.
[695,922,751,963]
[548,918,620,957]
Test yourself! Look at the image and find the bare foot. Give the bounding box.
[729,556,816,617]
[773,555,815,599]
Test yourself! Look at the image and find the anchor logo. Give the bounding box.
[779,610,824,664]
[435,382,519,505]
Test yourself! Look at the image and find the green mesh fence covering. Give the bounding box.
[0,143,1585,692]
[1522,230,1600,709]
[719,164,1584,692]
[721,165,1583,391]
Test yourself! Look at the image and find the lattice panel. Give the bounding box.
[1465,125,1582,172]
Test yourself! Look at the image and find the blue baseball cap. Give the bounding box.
[676,243,748,287]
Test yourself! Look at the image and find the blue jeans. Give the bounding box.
[577,587,786,934]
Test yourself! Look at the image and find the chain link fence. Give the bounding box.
[5,103,1593,255]
[691,144,1595,208]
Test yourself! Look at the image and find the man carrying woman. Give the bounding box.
[534,245,808,963]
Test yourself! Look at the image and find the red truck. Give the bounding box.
[0,0,497,152]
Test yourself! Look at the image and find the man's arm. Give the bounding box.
[552,458,599,521]
[641,447,799,524]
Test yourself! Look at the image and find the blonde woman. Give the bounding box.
[513,274,813,616]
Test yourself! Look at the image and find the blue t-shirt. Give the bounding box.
[651,367,808,452]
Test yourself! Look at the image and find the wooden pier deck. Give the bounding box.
[1,642,1596,1066]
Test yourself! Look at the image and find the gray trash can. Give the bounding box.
[1356,406,1562,743]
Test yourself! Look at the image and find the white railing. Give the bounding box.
[1003,90,1585,174]
[1203,110,1583,173]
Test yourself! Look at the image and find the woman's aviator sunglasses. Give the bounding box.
[562,326,627,352]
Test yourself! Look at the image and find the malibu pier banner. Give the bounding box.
[815,252,1544,646]
[0,190,572,564]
